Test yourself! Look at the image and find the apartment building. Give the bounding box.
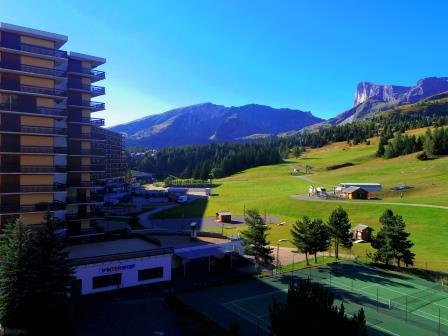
[0,23,107,234]
[100,128,126,181]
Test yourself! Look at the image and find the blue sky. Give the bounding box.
[2,1,447,126]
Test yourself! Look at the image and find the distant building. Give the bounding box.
[352,224,373,241]
[342,186,368,200]
[216,211,232,223]
[340,183,382,193]
[130,170,153,184]
[101,128,126,181]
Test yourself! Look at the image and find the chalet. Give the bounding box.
[352,224,373,241]
[340,183,382,193]
[342,186,368,200]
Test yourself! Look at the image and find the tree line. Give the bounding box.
[377,127,448,160]
[128,100,448,179]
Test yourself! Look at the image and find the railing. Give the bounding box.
[67,66,105,80]
[68,83,105,95]
[1,184,66,193]
[0,146,66,154]
[0,41,67,58]
[69,181,100,188]
[68,165,105,172]
[0,103,66,117]
[68,148,104,156]
[0,83,66,97]
[18,166,66,173]
[1,201,66,214]
[68,100,105,110]
[66,195,104,203]
[66,211,104,220]
[71,132,105,140]
[68,117,105,126]
[0,62,66,77]
[20,125,66,135]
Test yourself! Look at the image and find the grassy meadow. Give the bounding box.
[155,129,448,271]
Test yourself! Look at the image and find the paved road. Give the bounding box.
[292,194,448,210]
[141,214,280,232]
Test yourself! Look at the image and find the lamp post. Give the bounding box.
[277,239,289,271]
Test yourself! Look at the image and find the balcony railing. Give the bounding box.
[68,83,105,96]
[66,194,104,203]
[68,148,104,156]
[0,41,67,58]
[71,132,105,140]
[67,66,105,80]
[68,100,105,111]
[69,181,99,188]
[20,125,66,135]
[68,117,105,126]
[0,103,66,117]
[0,183,66,193]
[1,201,66,214]
[68,165,105,172]
[66,211,104,220]
[0,146,66,154]
[0,165,67,173]
[0,84,66,97]
[0,62,65,77]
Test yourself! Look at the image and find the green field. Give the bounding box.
[156,130,448,271]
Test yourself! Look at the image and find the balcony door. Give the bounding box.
[1,53,20,70]
[1,113,20,132]
[1,134,20,152]
[17,94,37,112]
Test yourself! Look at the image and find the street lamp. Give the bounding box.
[277,239,289,270]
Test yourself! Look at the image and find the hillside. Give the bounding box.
[155,128,448,271]
[111,103,322,148]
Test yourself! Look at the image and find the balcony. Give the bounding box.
[67,66,105,81]
[0,103,66,117]
[68,100,105,111]
[0,83,66,97]
[0,165,66,174]
[70,132,105,141]
[68,83,105,96]
[0,62,65,78]
[68,117,105,126]
[68,165,105,172]
[0,201,66,214]
[0,146,66,154]
[0,41,67,58]
[68,148,104,156]
[0,183,66,193]
[0,125,66,136]
[68,181,100,188]
[66,211,104,220]
[66,194,104,204]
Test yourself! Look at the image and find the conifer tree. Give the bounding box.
[0,218,32,330]
[291,216,312,265]
[241,209,274,265]
[26,212,74,335]
[327,207,352,259]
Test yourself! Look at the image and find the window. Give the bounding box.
[138,267,164,281]
[92,273,121,289]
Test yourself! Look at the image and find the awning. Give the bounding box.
[175,248,226,261]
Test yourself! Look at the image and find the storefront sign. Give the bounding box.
[101,264,135,274]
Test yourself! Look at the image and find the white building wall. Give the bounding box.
[74,254,172,295]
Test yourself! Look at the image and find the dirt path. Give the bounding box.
[292,194,448,210]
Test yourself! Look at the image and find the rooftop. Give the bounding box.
[66,237,159,260]
[353,224,371,231]
[69,51,106,67]
[0,22,68,48]
[340,183,381,186]
[150,234,232,249]
[342,186,364,193]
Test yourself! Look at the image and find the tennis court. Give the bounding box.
[180,261,448,335]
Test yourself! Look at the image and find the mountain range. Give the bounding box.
[111,76,448,148]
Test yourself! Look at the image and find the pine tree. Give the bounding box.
[327,207,352,259]
[241,209,274,265]
[371,209,415,267]
[291,216,312,265]
[308,218,331,263]
[0,218,32,330]
[26,212,74,335]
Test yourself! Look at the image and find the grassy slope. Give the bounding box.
[156,127,448,271]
